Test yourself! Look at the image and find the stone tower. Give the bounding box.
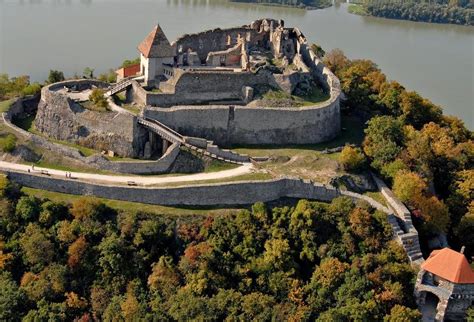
[414,247,474,321]
[138,24,175,85]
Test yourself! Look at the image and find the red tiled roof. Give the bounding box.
[116,64,141,78]
[422,248,474,284]
[138,25,174,58]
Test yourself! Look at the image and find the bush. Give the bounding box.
[47,70,65,84]
[98,70,117,84]
[88,89,108,111]
[339,145,366,171]
[21,83,41,96]
[0,134,17,153]
[121,58,140,68]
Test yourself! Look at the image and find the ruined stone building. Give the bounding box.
[414,247,474,321]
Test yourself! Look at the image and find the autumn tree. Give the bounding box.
[339,145,366,171]
[392,171,427,204]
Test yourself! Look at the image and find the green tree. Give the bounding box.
[83,67,94,79]
[400,91,442,129]
[383,304,421,321]
[0,272,25,320]
[15,196,41,222]
[47,70,65,83]
[19,223,55,269]
[363,116,404,170]
[22,83,41,96]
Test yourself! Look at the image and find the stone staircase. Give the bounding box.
[387,212,424,263]
[138,117,249,164]
[106,78,133,97]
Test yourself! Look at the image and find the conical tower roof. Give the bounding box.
[422,248,474,284]
[138,24,174,58]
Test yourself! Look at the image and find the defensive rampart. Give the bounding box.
[35,80,139,158]
[140,24,341,146]
[2,96,181,175]
[1,168,424,264]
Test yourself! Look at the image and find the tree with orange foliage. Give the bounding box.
[67,236,88,269]
[412,194,450,233]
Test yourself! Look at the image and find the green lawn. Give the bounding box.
[363,191,388,207]
[153,172,273,187]
[81,100,110,112]
[22,187,245,217]
[204,159,240,173]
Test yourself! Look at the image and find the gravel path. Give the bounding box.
[0,161,255,186]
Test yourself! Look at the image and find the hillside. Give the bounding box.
[0,178,419,320]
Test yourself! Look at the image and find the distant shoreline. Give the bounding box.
[229,0,332,10]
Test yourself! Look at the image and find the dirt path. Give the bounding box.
[0,161,255,186]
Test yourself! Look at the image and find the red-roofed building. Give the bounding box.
[137,24,175,84]
[115,64,141,82]
[414,248,474,321]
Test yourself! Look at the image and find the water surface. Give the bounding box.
[0,0,472,127]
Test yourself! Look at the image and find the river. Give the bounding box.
[0,0,472,127]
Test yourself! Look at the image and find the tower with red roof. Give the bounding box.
[414,247,474,321]
[138,24,175,85]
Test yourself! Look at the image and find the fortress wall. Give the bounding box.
[174,27,265,62]
[3,97,181,174]
[143,24,341,146]
[145,97,339,146]
[36,80,138,157]
[149,71,274,106]
[4,170,364,207]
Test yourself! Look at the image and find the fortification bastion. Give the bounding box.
[33,18,342,170]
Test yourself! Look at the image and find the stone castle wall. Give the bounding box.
[139,23,341,146]
[35,80,138,158]
[3,96,181,175]
[4,170,385,209]
[147,70,276,107]
[144,100,340,146]
[173,26,267,62]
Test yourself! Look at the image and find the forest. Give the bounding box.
[0,176,420,321]
[231,0,332,9]
[362,0,473,25]
[323,49,473,259]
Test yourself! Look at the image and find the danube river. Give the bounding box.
[0,0,472,126]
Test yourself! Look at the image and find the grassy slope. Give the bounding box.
[22,187,245,217]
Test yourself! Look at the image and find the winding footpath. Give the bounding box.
[0,161,254,186]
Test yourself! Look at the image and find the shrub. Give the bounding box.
[339,145,366,171]
[47,70,65,84]
[0,134,17,153]
[22,83,41,96]
[88,89,108,111]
